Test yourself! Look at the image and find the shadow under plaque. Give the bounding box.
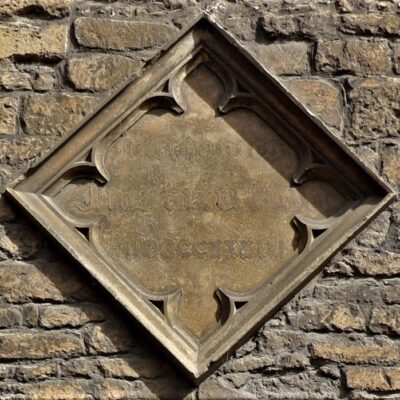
[6,14,395,382]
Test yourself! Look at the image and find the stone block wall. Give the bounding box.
[0,0,398,398]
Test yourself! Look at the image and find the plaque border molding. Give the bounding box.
[6,14,395,382]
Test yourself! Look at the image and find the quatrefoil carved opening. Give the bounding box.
[7,15,394,382]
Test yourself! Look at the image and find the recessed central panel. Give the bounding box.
[55,65,345,338]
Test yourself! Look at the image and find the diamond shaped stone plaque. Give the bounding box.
[7,15,394,382]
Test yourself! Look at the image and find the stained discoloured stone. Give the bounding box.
[74,18,177,50]
[0,23,68,59]
[23,94,99,136]
[68,54,141,91]
[316,39,391,75]
[0,96,18,135]
[252,42,310,75]
[0,332,85,359]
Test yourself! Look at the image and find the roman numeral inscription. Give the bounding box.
[53,64,347,339]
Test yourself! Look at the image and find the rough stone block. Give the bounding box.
[0,72,32,90]
[0,96,18,135]
[311,339,399,364]
[284,78,342,128]
[0,261,85,303]
[381,143,400,187]
[0,23,68,59]
[346,367,400,391]
[22,380,90,400]
[68,54,141,91]
[0,332,85,359]
[370,306,400,335]
[23,93,99,136]
[74,18,177,50]
[347,78,400,143]
[0,136,54,166]
[0,0,72,17]
[344,249,400,276]
[262,13,337,38]
[84,321,136,354]
[252,42,309,75]
[0,307,22,328]
[288,301,365,331]
[39,305,105,328]
[15,361,59,382]
[341,14,400,35]
[316,39,391,75]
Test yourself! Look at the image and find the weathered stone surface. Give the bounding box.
[0,136,54,165]
[344,249,400,276]
[314,279,383,304]
[94,379,154,400]
[0,72,31,90]
[311,339,399,364]
[316,39,391,75]
[0,0,72,17]
[346,367,400,391]
[341,14,400,35]
[0,222,43,260]
[347,78,400,142]
[262,13,337,38]
[74,18,177,50]
[0,96,18,135]
[381,143,400,187]
[64,358,98,378]
[22,380,90,400]
[244,371,341,400]
[33,70,55,91]
[284,78,342,128]
[383,279,400,304]
[0,261,85,303]
[0,23,68,59]
[356,211,391,247]
[97,356,166,379]
[370,306,400,335]
[0,332,85,359]
[288,301,365,331]
[23,93,99,136]
[15,361,58,382]
[198,377,256,400]
[68,54,141,91]
[84,321,136,354]
[22,304,38,327]
[39,305,105,328]
[251,42,309,75]
[0,307,22,328]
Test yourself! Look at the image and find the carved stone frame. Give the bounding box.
[6,14,395,382]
